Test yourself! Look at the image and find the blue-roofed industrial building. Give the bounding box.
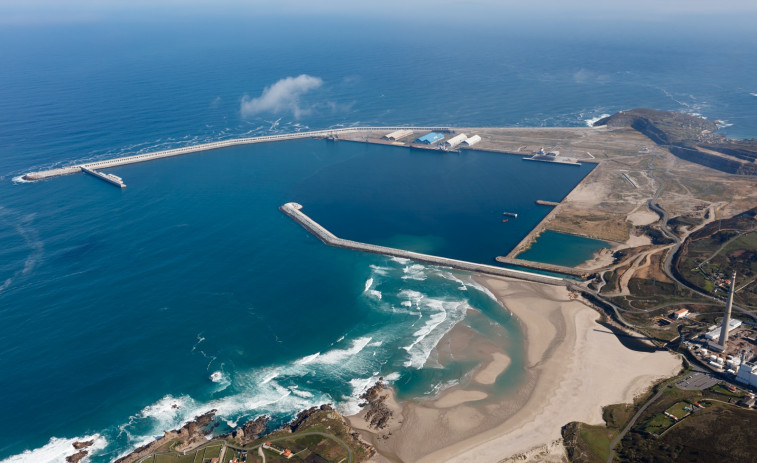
[415,132,444,144]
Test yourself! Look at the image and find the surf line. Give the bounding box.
[279,202,570,286]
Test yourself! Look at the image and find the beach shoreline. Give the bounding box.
[347,275,683,462]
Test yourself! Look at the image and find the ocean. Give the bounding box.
[1,12,756,462]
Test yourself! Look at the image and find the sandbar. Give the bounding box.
[473,352,511,385]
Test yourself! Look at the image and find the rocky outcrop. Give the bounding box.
[287,404,335,433]
[227,415,271,445]
[66,450,88,463]
[114,410,217,463]
[72,440,94,450]
[359,381,393,430]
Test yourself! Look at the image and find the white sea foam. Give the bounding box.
[401,299,468,369]
[402,264,427,281]
[401,301,412,307]
[290,388,315,399]
[138,394,195,425]
[440,272,468,291]
[313,337,373,365]
[369,264,391,276]
[466,279,499,303]
[717,120,734,128]
[368,341,383,347]
[295,352,321,365]
[368,289,382,299]
[0,434,107,463]
[209,371,224,383]
[584,113,610,127]
[384,372,401,382]
[11,175,32,184]
[364,278,374,292]
[390,257,411,264]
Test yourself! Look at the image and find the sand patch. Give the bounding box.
[627,208,660,226]
[474,352,511,385]
[434,390,489,408]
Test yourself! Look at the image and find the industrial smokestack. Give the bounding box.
[718,271,737,348]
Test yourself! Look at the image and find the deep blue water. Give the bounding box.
[1,12,756,463]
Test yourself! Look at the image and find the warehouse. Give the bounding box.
[415,132,444,144]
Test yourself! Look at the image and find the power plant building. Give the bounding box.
[415,132,444,144]
[736,363,757,388]
[462,135,481,147]
[705,318,742,341]
[444,133,468,149]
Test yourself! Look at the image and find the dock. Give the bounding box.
[23,126,451,182]
[494,256,591,278]
[535,199,561,206]
[280,202,571,286]
[81,166,126,188]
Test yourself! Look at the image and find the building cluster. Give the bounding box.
[383,130,481,149]
[682,272,757,391]
[262,442,293,459]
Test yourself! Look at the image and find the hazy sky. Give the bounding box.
[3,0,757,25]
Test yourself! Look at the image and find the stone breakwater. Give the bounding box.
[23,126,451,181]
[279,202,567,286]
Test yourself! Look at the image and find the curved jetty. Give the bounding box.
[23,126,451,181]
[280,202,567,286]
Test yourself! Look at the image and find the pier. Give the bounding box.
[280,202,569,286]
[23,126,451,182]
[494,256,591,278]
[535,199,561,206]
[81,166,126,188]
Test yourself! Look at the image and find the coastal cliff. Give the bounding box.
[595,108,757,175]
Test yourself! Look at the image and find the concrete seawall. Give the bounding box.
[24,126,451,181]
[280,202,568,286]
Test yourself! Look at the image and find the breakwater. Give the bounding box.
[280,202,567,286]
[535,199,561,206]
[495,256,590,278]
[23,126,451,181]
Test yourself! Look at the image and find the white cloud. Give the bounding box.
[240,75,324,119]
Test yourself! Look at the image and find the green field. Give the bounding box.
[677,228,757,307]
[664,401,693,420]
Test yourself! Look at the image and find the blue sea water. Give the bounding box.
[1,11,756,463]
[517,231,611,267]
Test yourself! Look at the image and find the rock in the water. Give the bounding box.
[72,440,94,450]
[66,450,88,463]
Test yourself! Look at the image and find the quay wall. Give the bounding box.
[24,126,451,180]
[280,202,568,286]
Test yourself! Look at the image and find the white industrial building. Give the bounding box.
[384,129,413,141]
[462,134,481,147]
[444,133,468,149]
[704,318,742,340]
[736,363,757,388]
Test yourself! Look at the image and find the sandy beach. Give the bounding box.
[348,276,682,462]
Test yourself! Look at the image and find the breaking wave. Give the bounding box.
[0,434,107,463]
